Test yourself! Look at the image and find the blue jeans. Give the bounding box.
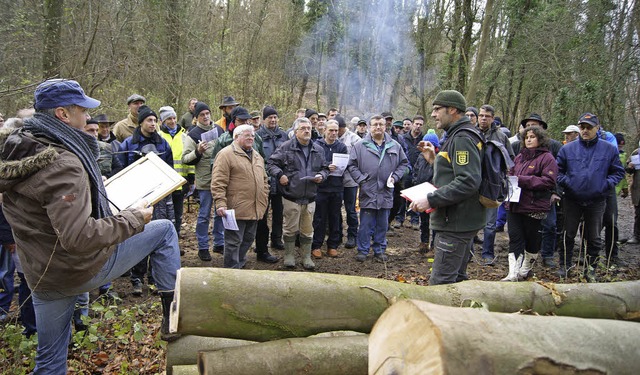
[540,203,557,258]
[357,208,389,255]
[31,219,180,374]
[481,207,498,259]
[17,271,36,336]
[496,203,507,228]
[343,187,359,238]
[196,190,225,250]
[0,245,15,314]
[73,292,89,329]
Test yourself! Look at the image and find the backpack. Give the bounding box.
[447,126,514,208]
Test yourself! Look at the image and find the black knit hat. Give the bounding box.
[432,90,466,112]
[335,115,346,128]
[262,105,278,119]
[465,107,479,117]
[193,101,211,119]
[231,106,252,121]
[520,113,548,129]
[305,108,318,118]
[137,105,157,125]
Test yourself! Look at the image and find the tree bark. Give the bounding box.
[166,336,254,375]
[43,0,64,78]
[466,0,494,105]
[369,300,640,375]
[171,268,640,340]
[197,335,368,375]
[171,365,198,375]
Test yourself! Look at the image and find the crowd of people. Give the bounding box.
[0,80,637,373]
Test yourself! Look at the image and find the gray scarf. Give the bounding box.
[23,113,113,219]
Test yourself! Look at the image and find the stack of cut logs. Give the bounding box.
[167,268,640,374]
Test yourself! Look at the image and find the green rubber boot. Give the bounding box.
[299,236,315,270]
[283,235,297,268]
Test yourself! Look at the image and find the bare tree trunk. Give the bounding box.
[170,268,640,341]
[171,365,198,375]
[198,335,368,375]
[456,0,473,93]
[370,300,640,375]
[466,0,495,104]
[167,336,254,375]
[43,0,64,78]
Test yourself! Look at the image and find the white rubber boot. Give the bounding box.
[518,252,538,279]
[501,253,518,281]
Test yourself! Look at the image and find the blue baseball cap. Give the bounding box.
[34,79,100,110]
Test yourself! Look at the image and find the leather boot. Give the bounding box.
[299,236,315,270]
[501,253,518,281]
[160,291,180,342]
[283,235,297,268]
[514,254,524,281]
[518,252,538,279]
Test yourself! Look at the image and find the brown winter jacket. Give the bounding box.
[211,142,269,221]
[0,128,146,292]
[113,112,138,142]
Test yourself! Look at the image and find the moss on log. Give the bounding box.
[171,268,640,341]
[197,335,368,375]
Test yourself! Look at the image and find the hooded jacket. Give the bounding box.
[118,127,173,168]
[0,128,145,292]
[347,133,409,210]
[508,147,557,213]
[557,135,625,204]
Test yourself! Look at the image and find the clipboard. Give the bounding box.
[400,181,437,213]
[104,152,187,213]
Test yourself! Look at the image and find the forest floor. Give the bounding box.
[119,195,640,302]
[1,196,638,374]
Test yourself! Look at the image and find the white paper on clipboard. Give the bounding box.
[104,153,186,213]
[400,181,437,213]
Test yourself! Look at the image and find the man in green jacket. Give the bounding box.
[410,90,486,285]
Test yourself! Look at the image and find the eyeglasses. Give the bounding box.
[370,123,386,128]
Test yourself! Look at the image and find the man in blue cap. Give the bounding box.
[0,79,181,373]
[556,112,625,281]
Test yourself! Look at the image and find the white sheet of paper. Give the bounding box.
[507,176,521,203]
[400,182,437,213]
[222,209,239,230]
[631,154,640,170]
[200,129,219,143]
[330,153,349,176]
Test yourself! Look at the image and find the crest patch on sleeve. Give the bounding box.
[455,151,469,165]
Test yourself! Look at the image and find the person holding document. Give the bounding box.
[266,117,329,270]
[211,124,269,269]
[348,115,409,263]
[311,120,348,258]
[0,79,181,373]
[501,125,557,281]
